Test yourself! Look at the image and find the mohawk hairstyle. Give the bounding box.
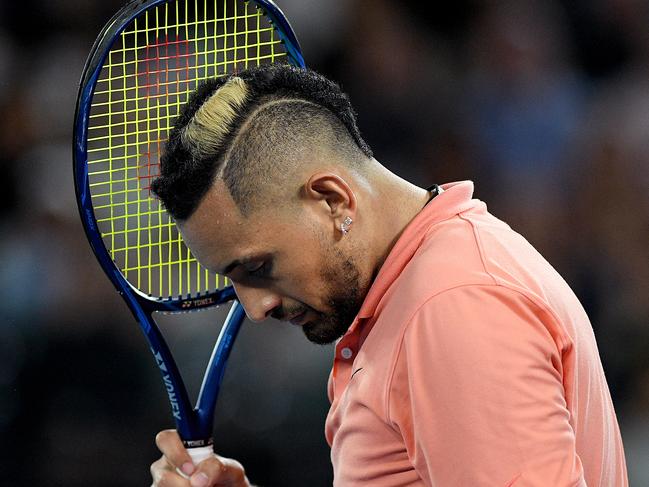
[151,64,373,220]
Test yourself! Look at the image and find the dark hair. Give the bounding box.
[151,64,372,220]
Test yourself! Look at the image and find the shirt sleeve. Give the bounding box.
[387,284,587,487]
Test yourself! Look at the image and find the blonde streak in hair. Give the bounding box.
[181,77,249,159]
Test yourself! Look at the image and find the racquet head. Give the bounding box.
[75,0,304,311]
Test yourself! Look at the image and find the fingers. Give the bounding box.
[189,455,248,487]
[150,455,190,487]
[152,429,249,487]
[155,429,195,476]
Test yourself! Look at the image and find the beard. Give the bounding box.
[301,248,367,345]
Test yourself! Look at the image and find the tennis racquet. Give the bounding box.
[73,0,305,465]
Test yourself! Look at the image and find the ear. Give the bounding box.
[304,172,357,234]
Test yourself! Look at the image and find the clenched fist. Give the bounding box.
[150,430,251,487]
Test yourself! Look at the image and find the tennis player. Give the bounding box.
[148,65,628,486]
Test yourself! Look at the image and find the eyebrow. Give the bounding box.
[220,253,267,275]
[221,260,242,276]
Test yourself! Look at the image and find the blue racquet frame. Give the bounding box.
[73,0,305,448]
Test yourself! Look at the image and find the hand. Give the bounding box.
[151,429,251,487]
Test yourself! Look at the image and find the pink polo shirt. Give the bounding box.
[325,181,627,486]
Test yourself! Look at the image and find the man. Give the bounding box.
[149,65,627,486]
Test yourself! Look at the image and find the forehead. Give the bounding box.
[178,181,257,271]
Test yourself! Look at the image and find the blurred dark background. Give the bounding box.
[1,0,648,485]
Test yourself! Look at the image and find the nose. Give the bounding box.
[231,283,282,322]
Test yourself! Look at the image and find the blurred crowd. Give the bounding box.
[0,0,647,485]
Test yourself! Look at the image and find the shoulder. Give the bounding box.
[382,203,562,330]
[378,213,497,324]
[400,284,566,351]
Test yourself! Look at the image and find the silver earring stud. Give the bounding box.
[340,216,353,236]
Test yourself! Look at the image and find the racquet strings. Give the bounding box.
[86,0,289,300]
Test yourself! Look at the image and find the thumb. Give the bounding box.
[190,455,249,487]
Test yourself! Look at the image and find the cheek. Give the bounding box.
[271,221,333,304]
[277,255,328,307]
[284,265,322,300]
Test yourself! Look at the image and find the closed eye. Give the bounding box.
[247,260,271,278]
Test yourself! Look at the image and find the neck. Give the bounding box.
[364,161,431,280]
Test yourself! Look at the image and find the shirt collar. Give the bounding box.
[351,180,477,326]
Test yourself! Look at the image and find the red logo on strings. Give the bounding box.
[138,35,192,194]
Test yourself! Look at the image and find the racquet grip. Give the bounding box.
[187,445,215,465]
